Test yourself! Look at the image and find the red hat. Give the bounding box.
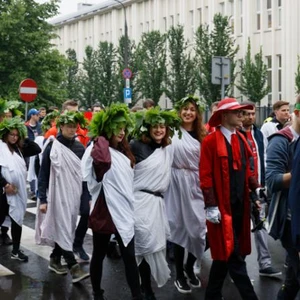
[208,98,254,127]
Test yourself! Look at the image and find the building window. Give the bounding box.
[267,0,272,28]
[219,2,225,15]
[146,21,150,32]
[190,10,194,39]
[277,55,282,99]
[198,8,202,25]
[170,15,174,27]
[240,0,243,34]
[177,13,180,24]
[266,56,272,104]
[163,17,167,33]
[256,0,261,30]
[278,0,282,27]
[230,17,235,34]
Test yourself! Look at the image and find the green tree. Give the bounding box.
[96,41,118,106]
[135,31,167,105]
[79,46,99,108]
[195,13,239,105]
[295,55,300,94]
[0,0,68,107]
[64,48,82,100]
[80,42,118,108]
[237,39,270,104]
[166,25,196,104]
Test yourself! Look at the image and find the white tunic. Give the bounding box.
[164,128,206,259]
[133,147,172,287]
[35,139,82,251]
[82,143,135,247]
[0,140,27,226]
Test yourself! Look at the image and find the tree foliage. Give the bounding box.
[64,48,81,100]
[80,42,118,108]
[165,25,196,104]
[195,13,239,105]
[295,55,300,95]
[135,31,167,105]
[237,39,270,104]
[0,0,68,107]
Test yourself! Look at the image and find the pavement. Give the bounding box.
[0,197,296,300]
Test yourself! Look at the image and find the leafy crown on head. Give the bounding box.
[0,117,27,139]
[56,111,87,129]
[131,106,181,139]
[174,95,206,112]
[89,103,133,139]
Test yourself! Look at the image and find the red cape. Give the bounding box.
[200,128,253,261]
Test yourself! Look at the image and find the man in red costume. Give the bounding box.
[200,98,260,300]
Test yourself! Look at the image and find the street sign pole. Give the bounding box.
[122,68,132,103]
[211,57,231,100]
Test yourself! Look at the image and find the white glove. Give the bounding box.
[206,206,221,224]
[255,187,267,202]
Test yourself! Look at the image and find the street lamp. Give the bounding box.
[113,0,128,69]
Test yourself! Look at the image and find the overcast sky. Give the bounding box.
[37,0,107,16]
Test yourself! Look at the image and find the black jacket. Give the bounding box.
[38,134,85,204]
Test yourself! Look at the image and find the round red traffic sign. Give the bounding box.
[122,68,132,79]
[19,78,37,102]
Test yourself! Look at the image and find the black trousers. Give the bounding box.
[0,194,22,252]
[73,214,88,249]
[50,243,77,269]
[173,243,197,279]
[90,231,142,299]
[205,202,258,300]
[278,221,300,300]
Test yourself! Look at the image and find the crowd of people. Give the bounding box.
[0,95,300,300]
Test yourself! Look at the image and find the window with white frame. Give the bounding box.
[277,55,282,100]
[256,0,261,30]
[198,8,202,26]
[219,2,225,15]
[190,10,194,39]
[267,0,272,29]
[278,0,282,27]
[177,13,180,24]
[163,17,167,33]
[239,0,243,34]
[170,15,174,27]
[266,56,272,104]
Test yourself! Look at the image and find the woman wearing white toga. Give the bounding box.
[164,96,207,294]
[130,108,181,300]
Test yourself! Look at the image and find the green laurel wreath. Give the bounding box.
[4,100,23,117]
[0,117,27,139]
[41,110,60,133]
[56,111,87,129]
[89,103,133,139]
[131,106,181,139]
[174,95,206,112]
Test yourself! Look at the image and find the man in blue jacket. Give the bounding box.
[242,101,281,278]
[267,98,300,299]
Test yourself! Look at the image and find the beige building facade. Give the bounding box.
[50,0,300,105]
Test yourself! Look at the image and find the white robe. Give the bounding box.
[164,129,206,259]
[0,140,27,226]
[133,147,172,287]
[35,139,82,251]
[82,143,135,247]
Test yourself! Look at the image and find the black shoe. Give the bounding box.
[11,250,28,262]
[259,267,282,277]
[145,293,156,300]
[1,234,13,246]
[174,277,192,294]
[184,265,201,288]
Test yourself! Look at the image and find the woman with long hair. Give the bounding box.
[164,95,207,294]
[82,103,142,300]
[0,117,41,261]
[130,108,181,300]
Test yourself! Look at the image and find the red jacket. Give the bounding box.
[200,128,258,261]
